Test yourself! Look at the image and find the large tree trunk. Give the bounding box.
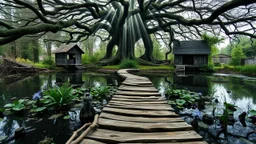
[46,41,52,58]
[98,0,161,65]
[32,40,39,63]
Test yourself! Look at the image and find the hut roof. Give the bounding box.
[173,40,211,55]
[53,43,84,54]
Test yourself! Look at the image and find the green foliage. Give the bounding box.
[166,88,200,109]
[119,59,139,69]
[199,64,215,72]
[42,57,54,65]
[222,36,256,58]
[234,65,256,74]
[82,53,103,64]
[42,83,75,107]
[202,33,223,66]
[16,57,33,65]
[4,99,26,112]
[30,107,47,113]
[248,110,256,116]
[230,46,245,66]
[63,115,71,120]
[90,86,111,100]
[0,46,4,55]
[152,35,164,60]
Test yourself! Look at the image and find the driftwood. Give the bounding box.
[65,123,91,144]
[70,114,99,144]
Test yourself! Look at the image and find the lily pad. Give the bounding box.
[48,113,63,120]
[249,110,256,116]
[176,99,186,106]
[63,115,71,120]
[34,107,47,112]
[4,103,13,108]
[0,136,7,141]
[12,103,25,111]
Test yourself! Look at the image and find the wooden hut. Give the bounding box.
[173,40,211,68]
[53,44,84,66]
[212,54,231,64]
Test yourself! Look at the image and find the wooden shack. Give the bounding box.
[173,40,211,67]
[53,44,84,66]
[212,54,231,64]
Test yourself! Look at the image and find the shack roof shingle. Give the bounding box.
[53,43,84,54]
[173,40,210,55]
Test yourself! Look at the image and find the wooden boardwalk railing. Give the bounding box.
[80,69,206,144]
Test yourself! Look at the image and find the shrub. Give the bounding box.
[119,59,139,69]
[16,57,33,64]
[90,86,111,101]
[199,64,214,72]
[42,57,54,65]
[234,65,256,74]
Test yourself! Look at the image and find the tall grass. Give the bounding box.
[234,65,256,74]
[119,59,139,69]
[82,53,104,64]
[15,57,55,69]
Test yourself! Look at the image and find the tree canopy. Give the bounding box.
[0,0,256,65]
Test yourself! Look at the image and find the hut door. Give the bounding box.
[183,55,194,65]
[68,54,76,64]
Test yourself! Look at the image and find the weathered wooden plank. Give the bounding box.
[80,139,104,144]
[122,142,208,144]
[113,94,160,99]
[98,118,193,132]
[107,103,173,111]
[100,112,184,123]
[109,100,167,105]
[102,107,178,117]
[86,129,203,143]
[118,85,158,92]
[109,102,171,107]
[111,97,164,102]
[122,82,153,87]
[115,91,161,96]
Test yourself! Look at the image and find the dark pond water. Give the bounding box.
[0,71,256,144]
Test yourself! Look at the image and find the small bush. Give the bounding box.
[223,64,234,70]
[199,64,214,72]
[42,57,54,65]
[119,59,139,69]
[82,53,102,64]
[16,57,33,64]
[234,65,256,74]
[214,62,221,66]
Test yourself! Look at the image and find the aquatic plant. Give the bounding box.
[166,88,201,109]
[4,99,26,112]
[73,88,86,96]
[90,86,111,101]
[42,83,75,107]
[248,109,256,124]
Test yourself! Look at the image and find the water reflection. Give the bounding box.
[0,71,120,144]
[144,73,256,114]
[1,71,256,143]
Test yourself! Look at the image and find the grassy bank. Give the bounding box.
[101,65,174,72]
[215,65,256,76]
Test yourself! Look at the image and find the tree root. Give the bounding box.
[69,114,99,144]
[65,123,91,144]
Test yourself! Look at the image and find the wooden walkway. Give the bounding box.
[81,69,206,144]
